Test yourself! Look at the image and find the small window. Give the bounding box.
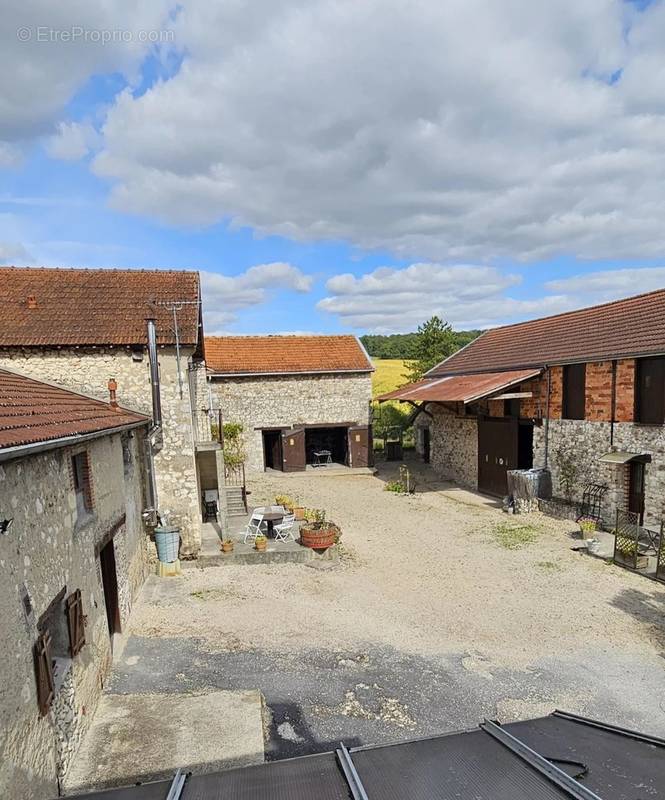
[504,398,520,418]
[562,363,586,420]
[72,451,93,521]
[636,357,665,424]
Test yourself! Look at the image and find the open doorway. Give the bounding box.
[305,426,348,466]
[99,540,121,638]
[262,429,284,470]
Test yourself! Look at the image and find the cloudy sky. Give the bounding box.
[2,0,665,334]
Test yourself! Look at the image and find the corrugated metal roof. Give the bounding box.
[377,368,541,404]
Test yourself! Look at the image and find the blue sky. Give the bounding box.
[2,1,665,335]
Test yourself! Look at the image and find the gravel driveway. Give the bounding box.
[113,461,665,758]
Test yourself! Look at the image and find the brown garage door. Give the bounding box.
[281,428,306,472]
[477,418,518,496]
[347,425,372,467]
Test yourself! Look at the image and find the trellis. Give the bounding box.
[656,522,665,584]
[613,509,642,571]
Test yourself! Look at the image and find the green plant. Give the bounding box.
[385,480,407,493]
[617,540,637,557]
[553,446,578,503]
[577,515,597,534]
[223,421,246,469]
[275,494,294,509]
[492,522,539,550]
[254,534,267,544]
[303,508,327,528]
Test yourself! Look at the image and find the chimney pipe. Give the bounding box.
[27,295,37,309]
[108,378,118,409]
[146,318,162,429]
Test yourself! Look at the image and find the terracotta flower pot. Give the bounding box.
[300,524,337,550]
[255,538,268,552]
[220,540,234,554]
[294,507,305,521]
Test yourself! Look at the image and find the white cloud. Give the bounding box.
[46,121,100,161]
[0,241,33,265]
[88,0,665,261]
[319,262,665,333]
[1,1,175,149]
[201,262,313,330]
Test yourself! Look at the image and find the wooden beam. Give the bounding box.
[491,391,533,400]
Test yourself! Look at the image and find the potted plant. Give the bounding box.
[292,497,305,521]
[577,516,597,536]
[254,534,268,552]
[275,494,294,512]
[300,509,338,550]
[220,538,234,554]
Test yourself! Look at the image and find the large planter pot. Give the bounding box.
[300,524,337,550]
[154,526,180,563]
[293,507,305,521]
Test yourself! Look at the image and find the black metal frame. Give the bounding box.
[578,483,608,525]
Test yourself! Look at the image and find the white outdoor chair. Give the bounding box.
[274,513,296,542]
[243,510,266,544]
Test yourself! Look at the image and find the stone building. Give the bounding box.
[0,267,224,556]
[0,369,151,800]
[204,335,374,472]
[383,289,665,527]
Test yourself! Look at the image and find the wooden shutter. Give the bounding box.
[66,588,86,657]
[636,357,665,424]
[562,363,586,420]
[34,631,55,716]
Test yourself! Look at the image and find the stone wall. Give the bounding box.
[429,404,478,488]
[0,346,204,555]
[533,419,665,527]
[0,430,149,800]
[210,372,372,471]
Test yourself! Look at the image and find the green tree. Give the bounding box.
[404,316,456,383]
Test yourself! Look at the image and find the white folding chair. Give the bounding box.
[274,513,296,542]
[243,510,266,543]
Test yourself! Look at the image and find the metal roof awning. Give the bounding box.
[377,368,542,405]
[598,451,652,465]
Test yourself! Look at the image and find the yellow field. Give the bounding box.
[371,359,413,403]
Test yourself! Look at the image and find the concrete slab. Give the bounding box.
[62,689,264,795]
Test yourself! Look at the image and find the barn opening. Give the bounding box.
[262,429,284,470]
[305,425,349,466]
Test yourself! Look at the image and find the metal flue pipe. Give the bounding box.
[146,318,162,429]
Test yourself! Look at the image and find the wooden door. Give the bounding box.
[477,418,519,496]
[99,540,121,637]
[348,426,370,467]
[628,461,646,525]
[281,428,306,472]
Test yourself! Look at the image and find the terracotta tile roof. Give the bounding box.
[378,368,541,404]
[0,267,200,346]
[0,369,148,451]
[429,288,665,376]
[205,335,374,375]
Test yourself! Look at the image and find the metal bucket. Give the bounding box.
[154,526,180,563]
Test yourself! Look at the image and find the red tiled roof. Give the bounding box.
[0,369,148,450]
[0,267,200,346]
[205,335,374,375]
[429,288,665,377]
[378,368,541,404]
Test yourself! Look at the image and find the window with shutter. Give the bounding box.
[34,631,55,716]
[636,357,665,424]
[562,363,586,420]
[66,589,86,657]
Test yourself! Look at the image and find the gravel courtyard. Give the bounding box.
[112,462,665,759]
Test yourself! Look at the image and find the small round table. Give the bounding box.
[255,507,284,539]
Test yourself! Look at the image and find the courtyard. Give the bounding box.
[72,462,665,789]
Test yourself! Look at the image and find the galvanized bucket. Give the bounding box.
[154,526,180,563]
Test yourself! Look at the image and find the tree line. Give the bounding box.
[361,327,481,361]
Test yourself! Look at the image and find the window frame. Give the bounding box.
[562,363,586,420]
[635,356,665,425]
[71,450,93,522]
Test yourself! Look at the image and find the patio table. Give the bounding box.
[313,450,332,467]
[254,506,284,539]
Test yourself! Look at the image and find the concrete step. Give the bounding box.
[225,487,244,496]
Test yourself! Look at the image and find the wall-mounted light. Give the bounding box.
[1,518,14,535]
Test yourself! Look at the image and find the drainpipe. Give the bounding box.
[146,318,163,453]
[610,359,617,448]
[544,366,551,469]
